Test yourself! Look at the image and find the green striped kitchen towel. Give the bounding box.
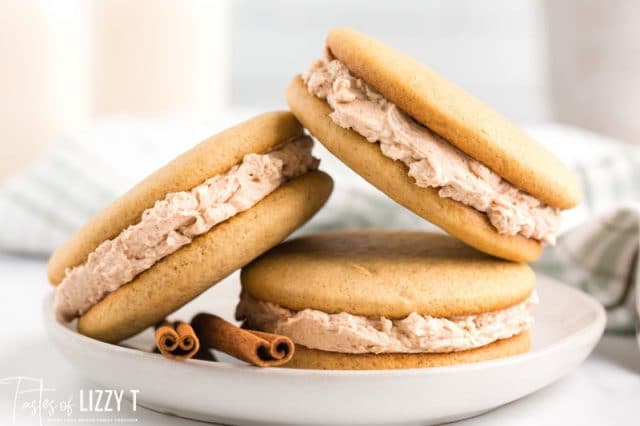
[0,118,638,331]
[536,206,639,332]
[0,116,222,255]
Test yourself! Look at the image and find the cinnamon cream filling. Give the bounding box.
[302,56,560,243]
[55,137,319,321]
[236,292,537,354]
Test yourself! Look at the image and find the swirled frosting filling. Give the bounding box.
[302,56,560,243]
[236,291,537,354]
[55,137,319,321]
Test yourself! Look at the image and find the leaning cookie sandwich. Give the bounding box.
[48,112,333,343]
[286,28,581,262]
[237,230,536,370]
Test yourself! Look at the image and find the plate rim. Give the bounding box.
[43,274,606,378]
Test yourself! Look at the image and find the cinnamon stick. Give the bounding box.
[191,313,294,367]
[154,320,200,361]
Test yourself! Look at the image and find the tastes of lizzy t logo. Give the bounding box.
[1,376,139,425]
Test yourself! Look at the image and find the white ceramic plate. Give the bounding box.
[44,274,605,425]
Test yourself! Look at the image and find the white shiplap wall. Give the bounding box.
[230,0,550,122]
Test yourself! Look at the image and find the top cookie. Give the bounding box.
[241,230,535,318]
[47,111,303,285]
[326,28,581,209]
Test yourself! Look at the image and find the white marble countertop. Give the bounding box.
[1,253,638,425]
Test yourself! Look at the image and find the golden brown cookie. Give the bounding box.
[241,230,535,319]
[48,111,333,343]
[325,28,581,209]
[287,28,583,262]
[78,171,333,343]
[240,231,536,370]
[285,331,531,370]
[286,77,543,262]
[48,111,304,285]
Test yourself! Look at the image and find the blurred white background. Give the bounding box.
[0,0,638,179]
[229,0,549,121]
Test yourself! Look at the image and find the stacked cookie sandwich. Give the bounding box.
[287,28,581,262]
[236,28,581,369]
[237,231,536,369]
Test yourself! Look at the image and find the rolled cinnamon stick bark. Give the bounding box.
[154,320,200,361]
[176,322,198,352]
[191,313,294,367]
[155,320,179,352]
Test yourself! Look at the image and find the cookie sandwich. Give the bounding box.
[48,112,333,343]
[237,230,537,370]
[286,28,581,262]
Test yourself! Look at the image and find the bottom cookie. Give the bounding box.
[284,331,531,370]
